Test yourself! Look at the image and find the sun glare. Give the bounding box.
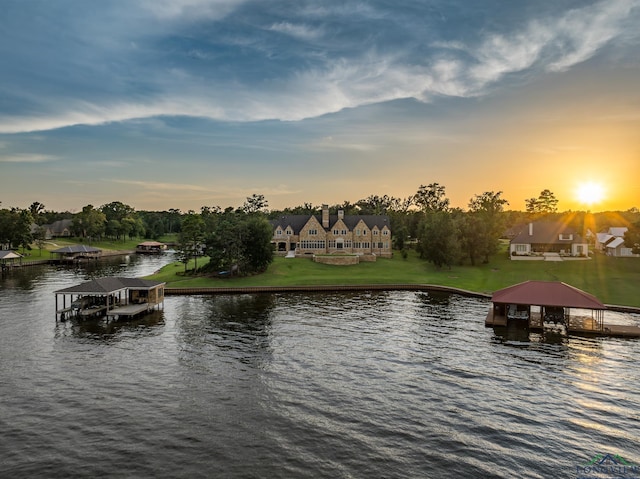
[575,181,605,206]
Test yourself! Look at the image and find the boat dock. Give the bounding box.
[486,281,640,338]
[54,277,165,321]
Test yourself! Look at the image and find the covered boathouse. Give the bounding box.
[55,277,165,321]
[486,280,640,337]
[51,245,102,262]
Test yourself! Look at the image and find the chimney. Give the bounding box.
[338,210,344,220]
[322,204,329,228]
[529,222,533,236]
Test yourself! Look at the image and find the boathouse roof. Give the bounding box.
[491,281,606,309]
[0,250,22,260]
[52,245,102,254]
[55,277,165,295]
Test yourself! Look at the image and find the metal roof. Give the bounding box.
[52,245,102,254]
[54,277,165,295]
[0,251,22,260]
[491,281,606,309]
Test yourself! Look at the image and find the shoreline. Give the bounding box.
[7,253,640,314]
[164,284,640,315]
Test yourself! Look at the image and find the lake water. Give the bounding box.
[1,255,640,478]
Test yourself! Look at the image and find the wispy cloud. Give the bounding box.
[0,0,637,134]
[111,179,210,192]
[0,154,58,163]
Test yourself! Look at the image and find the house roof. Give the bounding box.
[44,219,73,234]
[137,241,165,247]
[55,277,165,295]
[491,281,605,309]
[606,237,625,249]
[0,250,22,260]
[52,245,102,254]
[271,214,391,234]
[510,221,584,245]
[608,227,628,237]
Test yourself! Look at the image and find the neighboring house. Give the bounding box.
[271,204,392,258]
[40,219,74,239]
[595,227,637,257]
[509,221,588,257]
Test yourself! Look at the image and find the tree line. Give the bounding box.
[1,187,639,274]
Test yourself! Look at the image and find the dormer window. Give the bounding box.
[559,234,573,240]
[276,229,282,236]
[286,229,292,235]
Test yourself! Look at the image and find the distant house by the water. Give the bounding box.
[509,221,588,259]
[41,219,74,239]
[271,204,392,259]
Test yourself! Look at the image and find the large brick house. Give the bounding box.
[271,205,392,258]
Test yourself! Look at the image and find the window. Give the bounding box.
[373,230,379,236]
[308,229,317,235]
[276,229,282,236]
[515,244,527,253]
[382,230,389,236]
[300,240,325,249]
[333,229,339,235]
[341,229,347,235]
[363,230,368,235]
[559,234,573,240]
[356,229,361,236]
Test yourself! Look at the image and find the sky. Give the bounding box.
[1,0,639,213]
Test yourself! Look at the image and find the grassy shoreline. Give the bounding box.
[145,248,640,308]
[16,238,640,308]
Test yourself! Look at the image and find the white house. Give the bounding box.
[595,227,637,257]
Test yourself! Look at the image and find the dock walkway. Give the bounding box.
[106,303,152,320]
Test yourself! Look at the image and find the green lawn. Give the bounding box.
[20,235,179,260]
[146,248,640,308]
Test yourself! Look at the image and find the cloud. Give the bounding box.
[0,154,58,163]
[111,179,210,192]
[1,0,638,134]
[268,22,324,40]
[139,0,246,20]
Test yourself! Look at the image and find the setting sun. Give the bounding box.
[575,181,606,206]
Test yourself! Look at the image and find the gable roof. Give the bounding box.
[271,214,390,234]
[510,221,583,245]
[608,227,628,237]
[45,219,74,234]
[55,277,165,294]
[606,237,625,249]
[491,281,605,309]
[0,250,22,260]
